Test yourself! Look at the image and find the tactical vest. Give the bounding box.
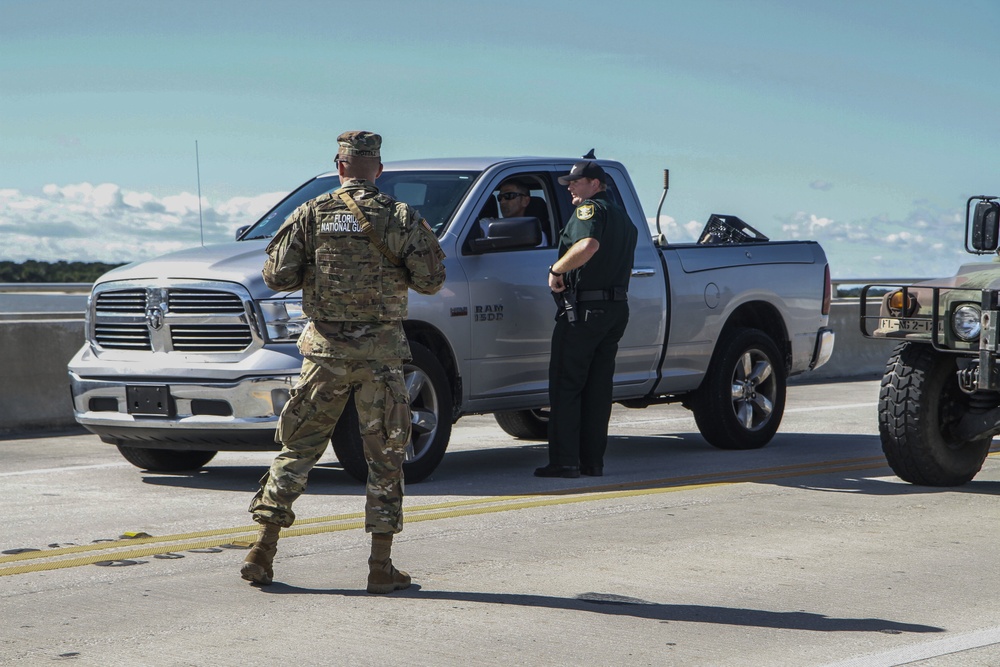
[301,190,408,323]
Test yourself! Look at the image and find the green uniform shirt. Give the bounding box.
[558,191,637,292]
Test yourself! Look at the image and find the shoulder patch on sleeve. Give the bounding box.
[576,203,595,221]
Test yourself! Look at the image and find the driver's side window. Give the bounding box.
[465,173,556,253]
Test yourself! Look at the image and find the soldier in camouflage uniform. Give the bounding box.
[241,131,446,593]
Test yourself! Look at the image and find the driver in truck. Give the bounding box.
[498,178,532,218]
[241,130,447,592]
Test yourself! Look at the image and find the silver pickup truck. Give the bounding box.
[68,156,834,481]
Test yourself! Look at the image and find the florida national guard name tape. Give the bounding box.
[337,192,402,267]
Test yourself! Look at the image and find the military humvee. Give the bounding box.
[862,196,1000,485]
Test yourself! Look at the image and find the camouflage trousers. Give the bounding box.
[249,356,411,534]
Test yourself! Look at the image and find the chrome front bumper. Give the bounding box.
[67,337,305,448]
[69,372,296,448]
[70,372,294,428]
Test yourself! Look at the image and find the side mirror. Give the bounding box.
[468,217,543,253]
[968,198,1000,253]
[235,225,251,241]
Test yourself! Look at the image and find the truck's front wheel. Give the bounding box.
[116,446,217,472]
[331,342,453,484]
[879,342,991,486]
[692,327,786,450]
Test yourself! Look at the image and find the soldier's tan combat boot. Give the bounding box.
[367,533,411,594]
[240,522,280,586]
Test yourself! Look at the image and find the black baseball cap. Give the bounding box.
[558,160,607,185]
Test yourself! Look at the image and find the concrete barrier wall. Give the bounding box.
[0,301,897,434]
[0,318,85,433]
[794,299,897,383]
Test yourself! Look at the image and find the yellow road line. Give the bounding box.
[0,455,889,566]
[0,456,894,578]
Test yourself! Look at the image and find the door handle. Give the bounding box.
[631,267,656,278]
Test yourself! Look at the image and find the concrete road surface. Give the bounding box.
[3,378,1000,666]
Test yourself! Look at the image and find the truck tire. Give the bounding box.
[692,327,786,450]
[879,342,991,486]
[116,445,217,472]
[494,409,549,440]
[331,342,453,484]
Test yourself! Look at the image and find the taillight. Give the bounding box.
[822,264,831,316]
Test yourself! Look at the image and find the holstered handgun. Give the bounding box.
[552,288,578,324]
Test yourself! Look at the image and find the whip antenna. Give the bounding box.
[196,140,204,246]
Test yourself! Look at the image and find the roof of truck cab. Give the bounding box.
[310,156,625,180]
[380,156,617,171]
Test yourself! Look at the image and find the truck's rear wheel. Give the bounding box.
[494,408,549,440]
[116,445,217,472]
[692,327,786,450]
[879,342,991,486]
[331,342,452,484]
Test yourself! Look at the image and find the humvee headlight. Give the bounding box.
[259,298,306,342]
[952,305,982,341]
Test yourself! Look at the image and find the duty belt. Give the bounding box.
[576,287,628,302]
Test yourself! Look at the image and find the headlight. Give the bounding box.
[952,304,982,341]
[259,298,306,342]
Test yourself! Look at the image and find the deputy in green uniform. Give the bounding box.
[535,160,637,478]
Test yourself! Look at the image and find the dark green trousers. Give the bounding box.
[547,301,629,467]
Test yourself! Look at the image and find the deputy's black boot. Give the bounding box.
[240,522,280,586]
[367,533,411,594]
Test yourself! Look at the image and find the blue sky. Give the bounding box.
[2,0,998,278]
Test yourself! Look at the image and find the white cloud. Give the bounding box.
[639,200,975,279]
[774,202,972,278]
[0,183,284,263]
[0,183,980,281]
[643,215,705,243]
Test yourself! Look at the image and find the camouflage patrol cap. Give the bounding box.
[337,131,382,158]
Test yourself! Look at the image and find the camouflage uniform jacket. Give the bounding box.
[263,178,446,361]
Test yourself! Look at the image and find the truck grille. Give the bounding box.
[168,289,246,314]
[94,324,151,350]
[92,285,255,353]
[95,289,146,313]
[170,324,254,350]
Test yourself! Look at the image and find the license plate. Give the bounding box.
[879,317,933,333]
[125,385,172,416]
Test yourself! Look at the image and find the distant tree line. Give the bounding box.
[0,260,125,283]
[837,286,888,298]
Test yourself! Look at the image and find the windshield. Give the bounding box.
[240,170,479,240]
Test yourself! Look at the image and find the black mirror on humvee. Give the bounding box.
[967,196,1000,253]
